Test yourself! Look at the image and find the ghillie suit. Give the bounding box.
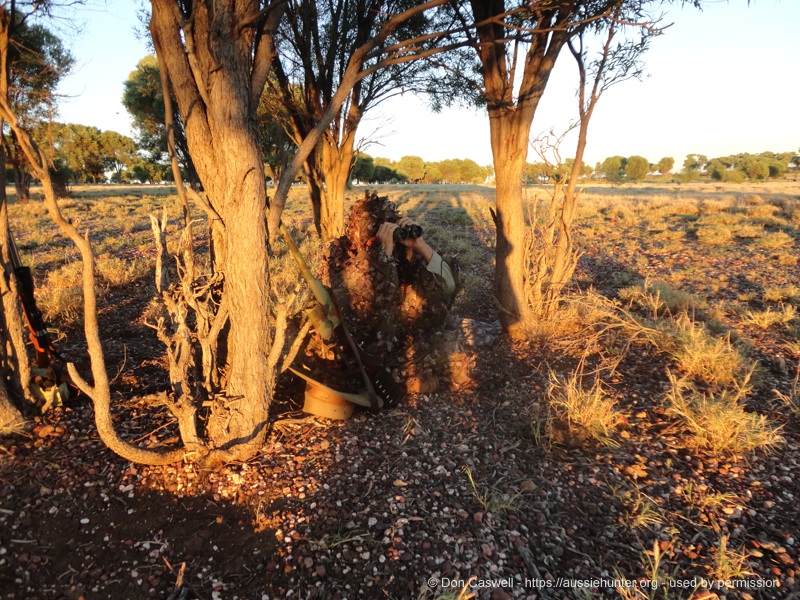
[321,192,462,395]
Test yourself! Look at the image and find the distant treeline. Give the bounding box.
[523,151,800,185]
[350,154,492,184]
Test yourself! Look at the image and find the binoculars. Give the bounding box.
[392,224,423,243]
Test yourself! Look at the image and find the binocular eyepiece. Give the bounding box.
[392,224,423,243]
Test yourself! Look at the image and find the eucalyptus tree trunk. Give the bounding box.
[13,164,30,202]
[318,128,356,240]
[0,21,33,406]
[488,114,533,335]
[469,0,568,337]
[150,0,277,458]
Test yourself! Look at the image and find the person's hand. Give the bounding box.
[376,222,398,256]
[396,217,433,262]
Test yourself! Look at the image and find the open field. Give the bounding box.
[1,181,799,599]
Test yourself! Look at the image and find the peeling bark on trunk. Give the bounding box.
[150,0,273,460]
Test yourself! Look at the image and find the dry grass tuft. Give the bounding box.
[695,224,733,245]
[96,257,150,287]
[668,318,755,387]
[763,285,800,304]
[732,223,765,239]
[666,372,783,455]
[547,372,622,447]
[618,279,705,317]
[757,231,794,249]
[38,261,84,323]
[710,535,752,584]
[740,304,797,329]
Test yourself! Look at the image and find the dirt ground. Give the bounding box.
[2,183,800,599]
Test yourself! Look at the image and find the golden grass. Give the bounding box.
[666,373,783,455]
[756,231,794,249]
[667,318,755,387]
[763,284,800,303]
[740,305,797,329]
[695,224,733,245]
[710,535,752,584]
[38,261,84,323]
[618,279,705,317]
[546,372,622,446]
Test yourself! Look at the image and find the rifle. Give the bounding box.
[6,228,58,368]
[5,226,70,409]
[279,222,398,413]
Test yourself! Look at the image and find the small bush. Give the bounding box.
[697,213,743,227]
[746,203,779,218]
[732,223,764,239]
[96,257,150,287]
[753,215,789,228]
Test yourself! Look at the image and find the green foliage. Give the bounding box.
[396,155,425,183]
[101,130,136,179]
[422,162,442,183]
[4,17,74,198]
[744,157,770,180]
[129,158,169,183]
[683,153,707,171]
[372,164,404,183]
[600,156,626,183]
[523,161,554,183]
[122,55,196,181]
[51,123,136,183]
[656,156,674,175]
[122,55,168,156]
[7,19,74,126]
[707,159,727,181]
[625,155,649,181]
[351,153,374,182]
[704,151,792,182]
[676,168,700,183]
[364,156,488,184]
[434,158,487,183]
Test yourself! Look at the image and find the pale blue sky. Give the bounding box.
[55,0,799,168]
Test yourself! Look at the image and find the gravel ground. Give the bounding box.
[1,332,798,599]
